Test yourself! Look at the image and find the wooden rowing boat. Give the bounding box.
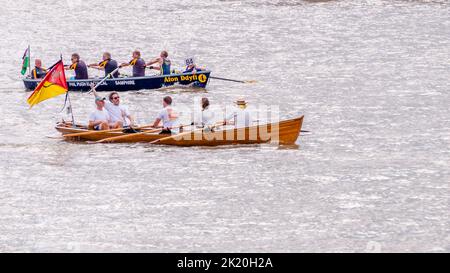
[56,115,304,146]
[55,122,170,142]
[153,115,304,146]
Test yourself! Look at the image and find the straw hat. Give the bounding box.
[234,98,247,106]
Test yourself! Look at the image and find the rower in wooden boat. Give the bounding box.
[183,57,204,73]
[223,98,254,128]
[88,97,122,130]
[30,59,47,79]
[90,85,135,128]
[192,97,215,130]
[145,50,172,75]
[119,50,146,77]
[88,52,120,78]
[151,96,180,134]
[64,53,89,80]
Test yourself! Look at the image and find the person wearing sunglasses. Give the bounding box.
[65,53,89,80]
[104,92,134,127]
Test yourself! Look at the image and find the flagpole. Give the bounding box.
[60,54,76,127]
[67,92,76,127]
[28,45,31,77]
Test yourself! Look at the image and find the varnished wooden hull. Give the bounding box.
[55,123,170,142]
[156,116,304,146]
[56,115,304,146]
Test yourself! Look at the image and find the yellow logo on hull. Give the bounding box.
[163,74,208,83]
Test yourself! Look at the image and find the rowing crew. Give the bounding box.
[88,91,253,134]
[31,50,204,80]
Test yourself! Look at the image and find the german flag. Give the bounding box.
[27,60,68,108]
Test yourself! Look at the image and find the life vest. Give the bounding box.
[69,62,78,70]
[129,58,138,66]
[161,58,171,75]
[98,59,109,68]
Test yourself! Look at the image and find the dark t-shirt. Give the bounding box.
[131,58,145,77]
[74,60,89,79]
[104,59,119,77]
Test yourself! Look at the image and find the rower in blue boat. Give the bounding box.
[184,57,204,73]
[145,50,172,75]
[88,52,119,78]
[31,59,47,79]
[65,53,89,80]
[120,50,146,77]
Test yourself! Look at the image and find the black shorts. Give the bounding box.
[159,128,172,134]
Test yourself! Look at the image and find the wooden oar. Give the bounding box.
[86,67,121,94]
[210,76,257,84]
[149,122,224,145]
[97,124,191,143]
[149,128,203,145]
[96,127,163,143]
[63,124,154,138]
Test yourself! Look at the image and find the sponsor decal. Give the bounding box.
[198,74,207,83]
[164,74,208,83]
[164,76,179,83]
[115,80,135,85]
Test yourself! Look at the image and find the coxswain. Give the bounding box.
[146,50,172,75]
[65,53,89,80]
[151,96,180,134]
[223,98,253,128]
[120,50,146,77]
[88,52,119,78]
[183,57,204,73]
[31,59,47,79]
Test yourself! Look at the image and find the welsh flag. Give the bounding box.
[21,47,30,75]
[27,60,68,108]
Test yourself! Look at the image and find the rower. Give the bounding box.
[224,98,253,128]
[120,50,146,77]
[146,50,172,75]
[90,85,134,127]
[183,57,204,73]
[88,52,119,78]
[88,97,122,130]
[105,92,134,127]
[152,96,180,134]
[65,53,89,80]
[193,97,215,128]
[31,59,47,79]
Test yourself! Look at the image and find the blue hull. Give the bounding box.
[23,71,211,92]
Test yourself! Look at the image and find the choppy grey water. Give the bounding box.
[0,0,449,252]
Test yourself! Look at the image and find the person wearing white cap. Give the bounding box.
[224,98,253,128]
[183,57,204,73]
[88,97,122,130]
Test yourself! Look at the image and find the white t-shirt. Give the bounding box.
[193,106,215,127]
[89,108,111,123]
[157,106,179,132]
[226,107,253,128]
[104,101,131,124]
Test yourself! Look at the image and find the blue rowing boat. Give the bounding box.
[23,71,211,92]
